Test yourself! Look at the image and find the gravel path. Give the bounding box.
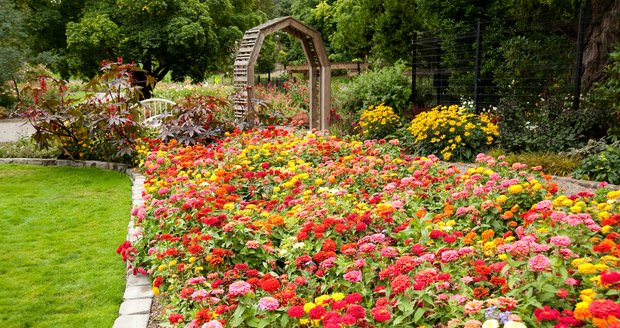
[0,119,35,142]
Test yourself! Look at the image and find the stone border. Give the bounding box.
[0,158,152,328]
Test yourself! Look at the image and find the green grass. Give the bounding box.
[0,164,131,328]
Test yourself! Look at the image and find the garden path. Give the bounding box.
[0,119,35,142]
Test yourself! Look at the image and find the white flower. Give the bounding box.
[482,319,499,328]
[503,321,526,328]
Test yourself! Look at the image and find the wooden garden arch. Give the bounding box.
[233,16,331,130]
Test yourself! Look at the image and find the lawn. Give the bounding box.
[0,164,131,328]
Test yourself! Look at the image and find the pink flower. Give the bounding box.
[358,243,376,253]
[344,270,362,283]
[380,247,399,258]
[188,276,206,285]
[201,320,223,328]
[245,240,260,249]
[228,281,251,297]
[549,236,571,247]
[464,300,484,314]
[440,250,459,263]
[258,296,280,310]
[528,254,551,272]
[191,289,209,301]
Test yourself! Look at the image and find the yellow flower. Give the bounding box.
[578,263,597,274]
[331,293,345,301]
[579,289,596,302]
[315,295,330,305]
[152,287,160,295]
[304,302,316,313]
[507,184,523,194]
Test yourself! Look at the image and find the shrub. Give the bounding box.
[157,95,235,145]
[487,149,581,177]
[0,138,60,158]
[18,59,146,164]
[152,82,234,102]
[573,145,620,184]
[356,103,400,139]
[335,61,411,117]
[407,104,498,161]
[494,95,587,153]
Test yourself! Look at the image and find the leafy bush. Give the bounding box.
[487,149,581,177]
[335,61,411,117]
[573,145,620,184]
[0,138,60,158]
[561,138,620,159]
[157,95,235,145]
[494,95,588,153]
[357,103,400,139]
[18,59,146,164]
[406,104,498,161]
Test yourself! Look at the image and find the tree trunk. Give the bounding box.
[582,0,620,91]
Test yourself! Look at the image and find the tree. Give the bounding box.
[582,0,620,91]
[0,0,29,108]
[24,0,265,98]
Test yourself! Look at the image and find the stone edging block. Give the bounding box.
[0,158,150,328]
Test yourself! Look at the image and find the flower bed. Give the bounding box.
[121,128,620,328]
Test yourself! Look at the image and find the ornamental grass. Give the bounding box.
[124,128,619,328]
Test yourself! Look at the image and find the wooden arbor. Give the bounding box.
[233,16,331,130]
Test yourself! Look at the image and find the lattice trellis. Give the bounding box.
[232,16,331,130]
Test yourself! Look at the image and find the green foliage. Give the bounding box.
[335,62,411,117]
[494,95,589,153]
[573,145,620,184]
[487,149,581,177]
[0,164,129,327]
[19,60,147,164]
[25,0,266,83]
[0,138,60,159]
[152,82,235,102]
[254,79,309,125]
[584,44,620,138]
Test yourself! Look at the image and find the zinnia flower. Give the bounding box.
[344,270,362,283]
[528,254,551,272]
[308,305,326,320]
[371,306,391,322]
[228,280,251,297]
[201,320,223,328]
[258,296,280,310]
[287,305,305,318]
[390,274,411,294]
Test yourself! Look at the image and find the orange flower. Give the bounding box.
[481,229,495,242]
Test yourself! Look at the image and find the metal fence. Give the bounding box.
[410,11,586,112]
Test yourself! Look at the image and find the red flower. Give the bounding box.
[260,278,281,292]
[390,274,411,294]
[371,306,391,322]
[601,271,620,286]
[168,313,184,324]
[588,299,620,319]
[287,305,305,318]
[153,276,163,287]
[188,244,204,255]
[344,292,362,304]
[308,305,326,319]
[346,304,366,319]
[534,306,560,321]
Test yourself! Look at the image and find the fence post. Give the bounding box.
[572,6,585,112]
[411,34,417,105]
[474,20,482,111]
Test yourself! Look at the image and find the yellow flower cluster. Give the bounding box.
[408,105,499,161]
[357,103,400,138]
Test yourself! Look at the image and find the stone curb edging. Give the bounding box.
[0,158,152,328]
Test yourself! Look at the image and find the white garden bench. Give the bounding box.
[139,98,176,127]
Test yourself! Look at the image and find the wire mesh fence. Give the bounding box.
[410,13,584,112]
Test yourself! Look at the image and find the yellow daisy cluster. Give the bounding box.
[408,105,499,161]
[357,103,400,139]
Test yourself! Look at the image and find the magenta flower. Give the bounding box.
[440,250,459,263]
[549,236,571,247]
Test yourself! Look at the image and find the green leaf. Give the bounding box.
[413,307,426,323]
